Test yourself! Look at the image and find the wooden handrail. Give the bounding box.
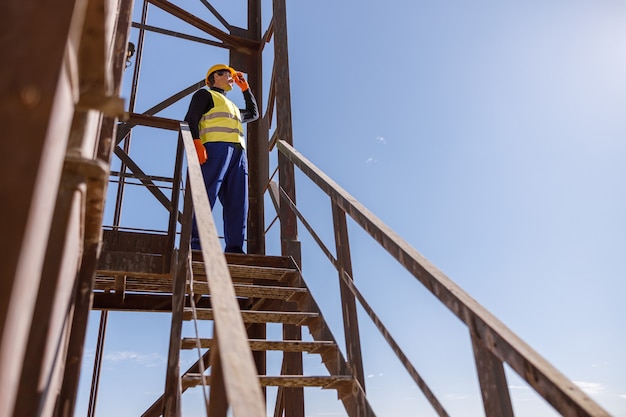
[178,122,266,417]
[276,139,610,417]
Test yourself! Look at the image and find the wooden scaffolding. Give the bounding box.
[0,1,612,416]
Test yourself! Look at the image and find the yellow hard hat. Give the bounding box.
[205,64,235,86]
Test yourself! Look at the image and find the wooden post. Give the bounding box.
[272,0,304,413]
[331,203,365,390]
[470,325,514,417]
[163,139,195,417]
[208,332,228,417]
[0,0,81,414]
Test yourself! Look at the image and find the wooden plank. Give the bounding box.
[180,124,265,417]
[181,338,335,353]
[102,230,169,253]
[91,293,245,312]
[231,264,296,282]
[94,275,174,293]
[125,112,180,130]
[92,293,174,312]
[190,282,306,300]
[201,251,295,269]
[183,309,318,325]
[98,251,166,275]
[192,261,297,282]
[259,376,352,389]
[182,374,353,389]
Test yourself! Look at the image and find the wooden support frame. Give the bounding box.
[276,139,611,417]
[0,0,82,414]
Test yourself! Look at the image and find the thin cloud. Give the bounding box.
[375,136,388,145]
[619,394,626,399]
[104,351,166,368]
[573,381,606,395]
[591,361,610,368]
[365,157,378,166]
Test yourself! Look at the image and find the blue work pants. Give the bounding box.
[191,142,248,253]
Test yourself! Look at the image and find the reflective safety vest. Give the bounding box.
[199,89,245,148]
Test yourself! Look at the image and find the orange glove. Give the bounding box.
[193,139,207,164]
[233,71,249,92]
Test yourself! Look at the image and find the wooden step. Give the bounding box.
[180,338,336,353]
[94,275,173,293]
[183,308,319,325]
[192,261,298,283]
[190,282,307,301]
[95,255,300,294]
[194,252,296,269]
[95,277,306,301]
[182,373,353,390]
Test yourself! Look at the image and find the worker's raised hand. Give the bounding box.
[233,71,249,92]
[193,139,207,164]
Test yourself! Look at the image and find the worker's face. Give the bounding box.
[213,70,233,91]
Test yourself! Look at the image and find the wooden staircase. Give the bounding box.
[95,250,373,416]
[86,121,613,417]
[180,252,374,415]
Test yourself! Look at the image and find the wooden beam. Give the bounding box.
[0,0,82,414]
[180,123,265,417]
[147,0,259,51]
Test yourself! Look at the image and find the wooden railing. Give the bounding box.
[160,122,265,417]
[114,116,266,417]
[273,139,610,417]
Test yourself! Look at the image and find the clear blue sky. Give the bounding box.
[75,1,626,416]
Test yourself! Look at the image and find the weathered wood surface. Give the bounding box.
[98,230,171,275]
[332,203,365,391]
[182,374,353,390]
[193,282,306,300]
[192,261,297,282]
[101,230,169,253]
[181,123,265,417]
[184,309,319,325]
[94,276,305,300]
[181,338,335,353]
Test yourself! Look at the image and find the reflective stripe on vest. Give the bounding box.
[199,90,244,147]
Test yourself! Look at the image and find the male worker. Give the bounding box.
[184,64,258,253]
